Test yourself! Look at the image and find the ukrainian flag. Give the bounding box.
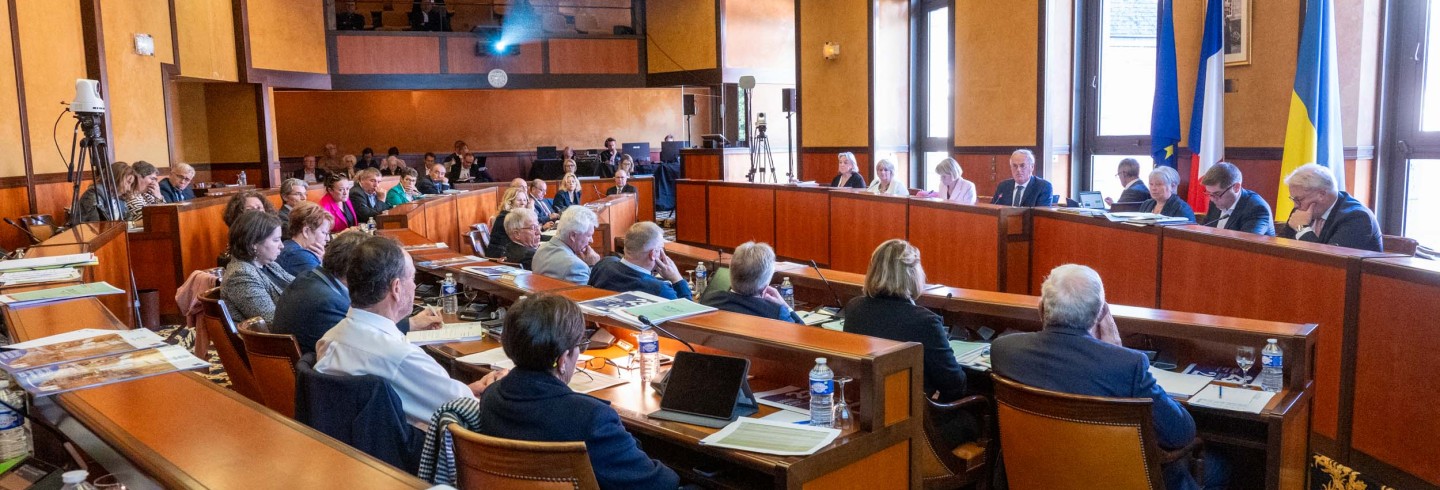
[1278,0,1346,218]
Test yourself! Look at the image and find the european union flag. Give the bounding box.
[1150,0,1181,169]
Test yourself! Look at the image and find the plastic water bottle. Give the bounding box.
[779,277,795,309]
[237,171,247,186]
[366,217,377,234]
[1259,338,1284,392]
[637,327,660,382]
[60,470,95,490]
[0,380,29,460]
[441,273,459,314]
[694,262,708,293]
[809,358,834,427]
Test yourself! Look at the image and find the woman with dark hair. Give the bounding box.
[385,167,422,206]
[220,211,293,323]
[356,147,378,171]
[125,161,166,221]
[221,189,276,228]
[476,293,680,490]
[318,173,359,232]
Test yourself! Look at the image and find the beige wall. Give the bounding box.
[102,0,175,167]
[14,0,89,176]
[247,0,328,73]
[723,0,796,82]
[955,1,1040,147]
[645,0,716,73]
[798,0,869,147]
[176,0,239,81]
[0,4,24,179]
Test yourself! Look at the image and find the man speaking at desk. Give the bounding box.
[1277,163,1382,252]
[990,149,1053,207]
[1198,162,1274,236]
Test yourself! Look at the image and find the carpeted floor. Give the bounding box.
[156,324,231,388]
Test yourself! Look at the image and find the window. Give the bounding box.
[913,0,952,190]
[1380,0,1440,246]
[1078,0,1160,202]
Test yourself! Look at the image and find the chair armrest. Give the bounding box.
[929,395,990,415]
[1159,436,1204,464]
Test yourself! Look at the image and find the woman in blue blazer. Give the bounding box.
[1138,166,1196,222]
[476,294,680,490]
[552,173,583,213]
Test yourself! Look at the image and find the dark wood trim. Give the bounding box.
[1035,0,1046,152]
[166,0,180,66]
[714,0,725,81]
[1335,260,1363,463]
[437,33,449,74]
[792,0,802,178]
[78,0,114,163]
[953,146,1032,155]
[326,28,340,74]
[800,146,871,155]
[233,0,254,78]
[0,171,95,188]
[866,0,875,174]
[329,73,646,90]
[254,84,277,188]
[540,36,551,74]
[645,68,722,87]
[161,64,179,167]
[8,0,36,213]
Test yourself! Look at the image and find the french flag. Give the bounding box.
[1186,0,1225,210]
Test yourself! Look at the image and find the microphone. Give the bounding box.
[592,184,605,199]
[637,315,696,352]
[808,259,845,315]
[1201,213,1229,227]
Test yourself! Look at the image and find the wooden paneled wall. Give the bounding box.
[722,0,796,82]
[175,0,238,81]
[245,0,327,74]
[796,0,869,148]
[272,88,684,157]
[101,0,175,167]
[644,0,717,74]
[955,3,1039,147]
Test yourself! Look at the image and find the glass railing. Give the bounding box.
[329,1,637,36]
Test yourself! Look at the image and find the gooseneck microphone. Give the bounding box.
[637,315,697,352]
[808,259,846,315]
[1201,213,1229,227]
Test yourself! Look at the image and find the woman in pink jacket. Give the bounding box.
[318,173,359,232]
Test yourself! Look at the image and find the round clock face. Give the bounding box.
[488,69,508,88]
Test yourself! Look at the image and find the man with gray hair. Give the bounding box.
[1277,163,1381,252]
[699,241,801,323]
[502,207,541,270]
[993,264,1220,490]
[990,148,1053,207]
[532,205,602,283]
[588,222,692,300]
[159,163,196,202]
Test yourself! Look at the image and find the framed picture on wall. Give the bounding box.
[1223,0,1252,66]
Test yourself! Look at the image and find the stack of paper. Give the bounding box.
[796,310,835,326]
[1187,384,1276,414]
[1105,212,1191,225]
[0,268,81,286]
[699,417,841,456]
[1148,366,1214,398]
[405,322,488,345]
[402,242,448,251]
[577,291,667,327]
[456,347,515,370]
[0,330,208,396]
[0,253,98,272]
[416,256,484,269]
[950,340,992,371]
[619,299,716,325]
[0,282,125,306]
[462,265,527,278]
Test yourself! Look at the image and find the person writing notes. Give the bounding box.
[867,159,908,196]
[829,152,866,189]
[917,158,976,204]
[1199,162,1274,235]
[991,149,1054,207]
[1277,163,1382,252]
[1138,166,1196,222]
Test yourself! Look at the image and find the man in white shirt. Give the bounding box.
[315,235,503,423]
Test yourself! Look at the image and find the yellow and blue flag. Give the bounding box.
[1150,0,1180,169]
[1278,0,1346,218]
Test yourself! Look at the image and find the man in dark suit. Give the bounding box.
[293,155,330,184]
[443,140,467,167]
[529,179,559,225]
[1105,157,1150,212]
[335,0,366,30]
[598,137,620,170]
[272,233,435,354]
[990,149,1054,207]
[158,163,196,202]
[992,264,1222,490]
[408,0,449,31]
[604,171,638,196]
[348,168,392,224]
[588,222,692,300]
[1199,162,1275,236]
[446,153,492,183]
[416,162,450,194]
[1277,163,1383,252]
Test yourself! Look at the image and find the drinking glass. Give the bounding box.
[94,474,126,490]
[832,377,854,430]
[1235,346,1256,385]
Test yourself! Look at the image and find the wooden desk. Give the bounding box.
[457,175,656,224]
[586,193,638,256]
[1,297,428,489]
[25,222,135,327]
[828,190,909,274]
[906,199,1030,293]
[131,196,243,316]
[1029,209,1163,308]
[432,286,927,489]
[679,148,725,181]
[1350,257,1440,488]
[377,189,496,253]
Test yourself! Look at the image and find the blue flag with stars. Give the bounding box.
[1150,0,1181,168]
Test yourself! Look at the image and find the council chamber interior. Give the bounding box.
[0,0,1435,489]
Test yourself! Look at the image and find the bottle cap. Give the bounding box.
[1266,338,1277,343]
[62,471,89,484]
[815,357,826,364]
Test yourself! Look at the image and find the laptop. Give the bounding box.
[647,351,758,428]
[1078,191,1105,210]
[536,146,560,160]
[621,142,650,162]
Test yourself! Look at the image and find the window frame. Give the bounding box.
[910,0,955,190]
[1377,0,1440,234]
[1074,0,1160,193]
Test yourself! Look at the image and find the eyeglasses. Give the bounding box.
[1205,187,1233,200]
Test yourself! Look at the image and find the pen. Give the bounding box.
[1218,386,1224,399]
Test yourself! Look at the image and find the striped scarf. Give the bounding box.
[417,396,482,485]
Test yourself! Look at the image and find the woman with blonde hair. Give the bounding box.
[842,239,974,445]
[867,159,908,196]
[553,172,583,213]
[919,158,976,204]
[485,187,532,258]
[829,152,866,189]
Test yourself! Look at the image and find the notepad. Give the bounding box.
[1148,366,1214,398]
[700,417,841,456]
[620,299,716,324]
[0,268,82,286]
[405,322,488,345]
[951,341,992,371]
[456,347,515,370]
[0,282,125,306]
[1187,384,1276,414]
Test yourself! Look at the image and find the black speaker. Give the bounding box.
[683,94,696,116]
[781,88,796,113]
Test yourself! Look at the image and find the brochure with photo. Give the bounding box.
[0,329,165,372]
